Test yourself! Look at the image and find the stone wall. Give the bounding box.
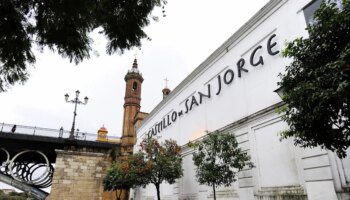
[47,149,115,200]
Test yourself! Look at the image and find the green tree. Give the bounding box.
[278,0,350,158]
[104,138,183,200]
[103,153,147,200]
[189,132,254,200]
[0,0,166,92]
[138,138,183,200]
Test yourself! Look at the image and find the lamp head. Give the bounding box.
[64,94,69,102]
[75,90,80,96]
[84,96,89,104]
[274,86,284,99]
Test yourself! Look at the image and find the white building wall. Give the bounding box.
[134,0,350,199]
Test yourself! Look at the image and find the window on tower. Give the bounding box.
[132,82,138,92]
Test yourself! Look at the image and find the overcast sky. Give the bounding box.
[0,0,269,139]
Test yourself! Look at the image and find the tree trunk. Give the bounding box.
[124,189,129,200]
[212,183,216,200]
[117,189,121,200]
[155,183,161,200]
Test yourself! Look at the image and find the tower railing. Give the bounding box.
[0,122,120,142]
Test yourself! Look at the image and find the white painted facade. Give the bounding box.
[133,0,350,199]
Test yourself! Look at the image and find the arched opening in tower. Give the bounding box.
[132,82,138,92]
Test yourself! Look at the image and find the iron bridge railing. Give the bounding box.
[0,122,120,142]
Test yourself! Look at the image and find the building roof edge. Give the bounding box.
[137,0,286,133]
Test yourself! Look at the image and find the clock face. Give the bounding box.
[99,133,106,139]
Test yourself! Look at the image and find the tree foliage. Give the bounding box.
[103,153,147,200]
[103,138,183,200]
[0,0,166,92]
[138,138,183,200]
[189,132,254,200]
[278,0,350,158]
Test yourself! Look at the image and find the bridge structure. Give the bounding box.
[0,123,120,200]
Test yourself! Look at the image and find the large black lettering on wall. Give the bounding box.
[250,45,264,67]
[237,58,248,78]
[146,33,281,137]
[267,34,280,56]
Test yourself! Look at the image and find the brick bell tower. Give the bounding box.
[121,58,144,155]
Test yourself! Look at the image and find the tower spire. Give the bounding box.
[162,77,171,99]
[121,58,144,156]
[132,58,138,69]
[164,78,169,88]
[128,58,140,74]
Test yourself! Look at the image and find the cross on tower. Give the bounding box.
[164,78,169,88]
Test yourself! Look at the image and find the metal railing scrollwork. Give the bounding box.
[0,148,53,188]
